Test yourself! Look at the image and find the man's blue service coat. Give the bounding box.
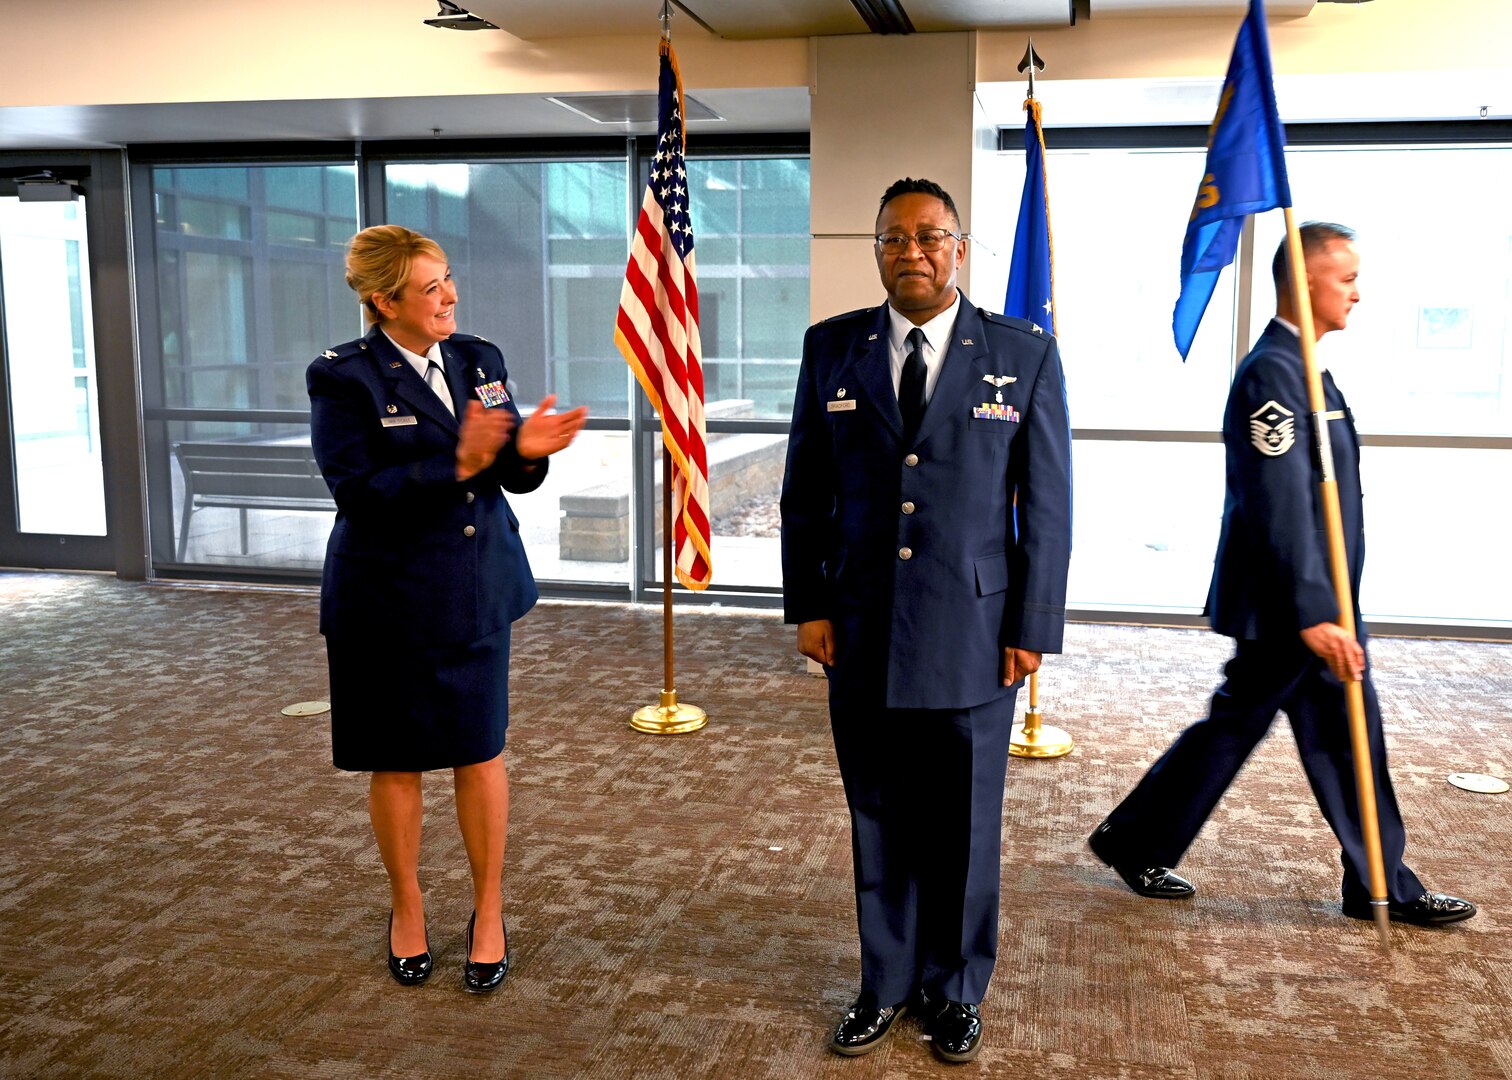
[781,296,1073,707]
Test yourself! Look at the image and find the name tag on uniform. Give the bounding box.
[475,380,511,408]
[381,415,418,428]
[827,399,856,412]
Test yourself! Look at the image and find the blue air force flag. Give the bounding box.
[1172,0,1291,359]
[1004,97,1056,334]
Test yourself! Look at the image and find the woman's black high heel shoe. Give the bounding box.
[387,910,433,986]
[463,910,509,993]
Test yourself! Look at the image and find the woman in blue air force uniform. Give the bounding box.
[307,225,586,991]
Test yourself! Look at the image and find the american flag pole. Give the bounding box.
[617,7,710,734]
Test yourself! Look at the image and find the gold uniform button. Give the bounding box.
[901,501,915,515]
[898,547,913,560]
[463,525,476,537]
[904,453,919,467]
[465,491,475,504]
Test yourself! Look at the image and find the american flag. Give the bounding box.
[615,36,712,590]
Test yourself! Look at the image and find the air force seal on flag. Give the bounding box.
[1250,400,1295,456]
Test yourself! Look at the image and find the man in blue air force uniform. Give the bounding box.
[1089,222,1477,928]
[781,178,1072,1064]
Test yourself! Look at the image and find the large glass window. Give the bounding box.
[154,165,359,414]
[1250,145,1512,626]
[985,144,1236,616]
[1032,148,1236,431]
[687,157,810,421]
[134,146,809,596]
[386,160,629,419]
[1251,146,1512,438]
[145,163,359,571]
[384,154,807,592]
[993,133,1512,629]
[385,159,634,586]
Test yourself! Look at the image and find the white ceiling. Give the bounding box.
[0,88,813,151]
[466,0,1079,39]
[464,0,1317,39]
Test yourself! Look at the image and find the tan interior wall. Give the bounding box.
[809,32,977,321]
[0,0,808,107]
[6,1,1505,110]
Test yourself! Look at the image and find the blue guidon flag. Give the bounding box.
[1173,0,1291,359]
[1004,96,1056,335]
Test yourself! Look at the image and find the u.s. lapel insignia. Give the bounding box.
[388,361,403,369]
[1250,401,1296,456]
[322,349,338,359]
[961,338,975,346]
[867,333,879,341]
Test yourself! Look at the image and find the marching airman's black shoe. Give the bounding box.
[928,1001,984,1064]
[829,1000,907,1056]
[1088,821,1196,899]
[1342,891,1477,926]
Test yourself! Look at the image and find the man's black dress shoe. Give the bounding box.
[463,910,509,993]
[1342,891,1478,926]
[928,1001,983,1064]
[829,1000,907,1056]
[387,910,433,986]
[1088,821,1196,899]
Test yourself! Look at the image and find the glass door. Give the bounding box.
[0,186,113,568]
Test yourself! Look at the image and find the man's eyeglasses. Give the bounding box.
[875,228,963,254]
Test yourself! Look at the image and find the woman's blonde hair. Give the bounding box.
[344,225,448,325]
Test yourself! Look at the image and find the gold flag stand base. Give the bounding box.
[1010,705,1074,759]
[630,689,708,735]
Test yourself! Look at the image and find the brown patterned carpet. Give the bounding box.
[1,571,1509,1079]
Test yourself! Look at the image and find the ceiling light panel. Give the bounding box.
[905,0,1074,31]
[1088,0,1314,15]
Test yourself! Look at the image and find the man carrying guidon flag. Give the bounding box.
[1089,0,1478,935]
[615,32,712,590]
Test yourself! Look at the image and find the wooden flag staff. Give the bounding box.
[1281,206,1390,947]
